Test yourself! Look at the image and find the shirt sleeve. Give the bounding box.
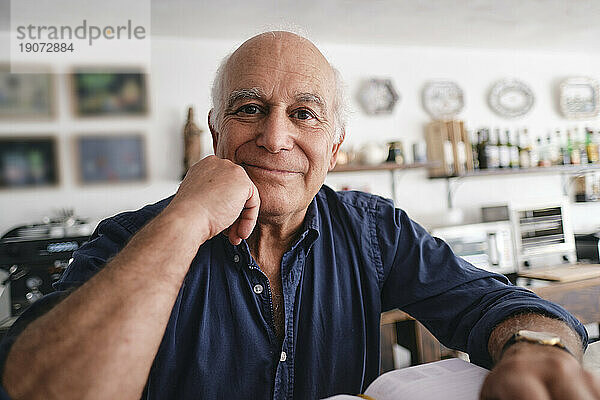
[54,216,135,291]
[0,216,135,396]
[375,198,588,369]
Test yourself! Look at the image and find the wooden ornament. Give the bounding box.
[183,106,203,177]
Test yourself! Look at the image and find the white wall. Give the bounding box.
[1,34,600,235]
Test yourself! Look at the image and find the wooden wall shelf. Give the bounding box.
[430,164,600,180]
[330,162,437,173]
[328,162,439,203]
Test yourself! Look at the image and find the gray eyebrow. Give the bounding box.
[226,87,264,109]
[295,92,328,114]
[226,88,328,115]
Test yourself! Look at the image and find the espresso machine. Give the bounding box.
[0,212,94,320]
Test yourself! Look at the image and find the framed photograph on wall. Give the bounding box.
[74,134,147,184]
[0,136,59,188]
[70,68,149,117]
[0,66,55,120]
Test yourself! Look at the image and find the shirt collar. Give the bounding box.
[222,192,322,270]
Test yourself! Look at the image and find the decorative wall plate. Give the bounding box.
[357,78,399,115]
[559,77,600,119]
[422,81,464,120]
[488,79,534,118]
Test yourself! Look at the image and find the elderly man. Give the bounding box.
[0,31,596,400]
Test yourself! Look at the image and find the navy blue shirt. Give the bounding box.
[0,186,587,399]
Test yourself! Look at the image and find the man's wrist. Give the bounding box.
[161,203,212,242]
[500,330,576,361]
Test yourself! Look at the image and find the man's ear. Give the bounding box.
[208,109,219,154]
[328,129,346,171]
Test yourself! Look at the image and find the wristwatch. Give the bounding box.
[501,330,573,358]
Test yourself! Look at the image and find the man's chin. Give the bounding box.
[254,186,305,218]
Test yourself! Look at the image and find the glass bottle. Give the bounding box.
[487,128,500,169]
[537,137,550,167]
[586,127,598,164]
[508,129,519,168]
[498,129,510,168]
[568,130,580,165]
[472,129,480,169]
[549,130,560,165]
[529,133,539,168]
[518,128,531,169]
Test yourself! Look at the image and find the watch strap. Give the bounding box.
[500,330,574,359]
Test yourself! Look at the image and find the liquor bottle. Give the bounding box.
[593,129,600,165]
[518,128,531,169]
[498,129,510,168]
[579,127,588,165]
[508,129,519,168]
[477,129,488,169]
[586,127,598,164]
[549,130,560,165]
[537,137,550,167]
[546,136,554,166]
[556,129,568,165]
[560,139,571,166]
[487,128,500,169]
[472,129,480,169]
[567,130,581,165]
[529,135,539,168]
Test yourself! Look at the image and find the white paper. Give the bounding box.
[364,358,488,400]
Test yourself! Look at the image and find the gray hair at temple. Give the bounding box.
[209,50,348,144]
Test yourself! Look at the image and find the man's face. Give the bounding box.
[210,33,343,220]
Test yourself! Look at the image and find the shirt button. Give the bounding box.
[233,254,240,263]
[280,351,287,362]
[253,284,263,294]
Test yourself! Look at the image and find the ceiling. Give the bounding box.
[2,0,600,52]
[152,0,600,52]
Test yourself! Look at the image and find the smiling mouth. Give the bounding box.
[241,163,302,176]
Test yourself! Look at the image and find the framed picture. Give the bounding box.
[0,136,59,188]
[74,134,147,184]
[70,68,149,117]
[0,66,55,120]
[559,77,600,119]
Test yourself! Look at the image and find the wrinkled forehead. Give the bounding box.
[223,33,335,105]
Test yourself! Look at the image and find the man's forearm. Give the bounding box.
[2,207,208,400]
[488,313,584,364]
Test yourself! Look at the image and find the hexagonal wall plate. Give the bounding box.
[358,78,400,115]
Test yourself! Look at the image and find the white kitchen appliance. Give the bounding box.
[509,200,576,271]
[432,221,516,275]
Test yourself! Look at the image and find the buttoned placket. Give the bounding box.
[224,226,316,400]
[273,247,305,400]
[233,242,280,355]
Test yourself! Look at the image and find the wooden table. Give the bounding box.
[380,276,600,372]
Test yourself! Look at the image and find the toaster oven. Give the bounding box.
[431,221,516,275]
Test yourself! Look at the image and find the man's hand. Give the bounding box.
[166,155,260,245]
[480,342,600,399]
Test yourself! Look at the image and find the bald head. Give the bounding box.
[228,31,334,82]
[210,31,347,143]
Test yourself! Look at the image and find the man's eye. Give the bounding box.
[237,105,262,115]
[291,109,314,120]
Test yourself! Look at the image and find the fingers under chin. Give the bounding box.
[236,219,256,240]
[228,235,242,246]
[227,222,242,245]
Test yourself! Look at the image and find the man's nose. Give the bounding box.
[255,109,295,153]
